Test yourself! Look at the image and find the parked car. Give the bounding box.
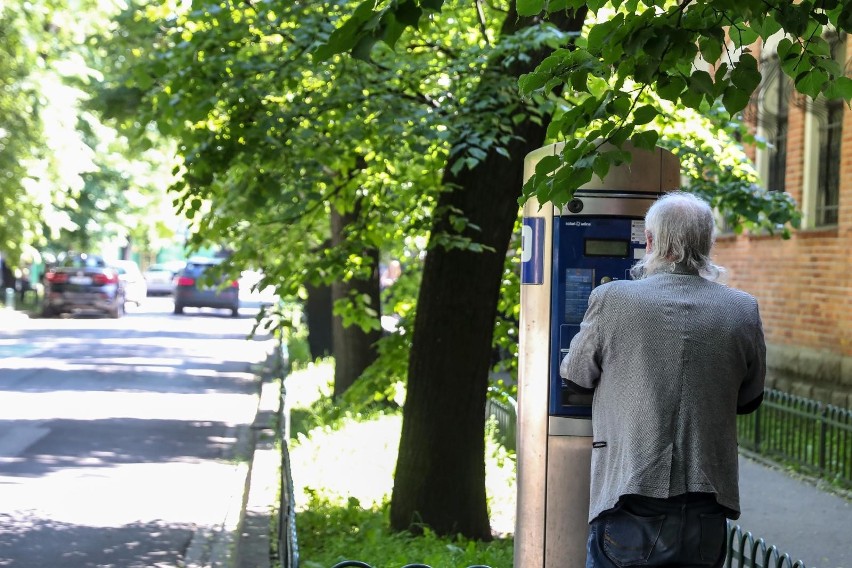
[111,260,147,306]
[42,253,125,318]
[173,258,240,316]
[143,263,176,296]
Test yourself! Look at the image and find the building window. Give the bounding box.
[802,33,846,229]
[766,66,789,193]
[816,98,843,226]
[752,49,792,194]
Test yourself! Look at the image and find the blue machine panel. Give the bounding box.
[521,217,545,285]
[549,216,645,417]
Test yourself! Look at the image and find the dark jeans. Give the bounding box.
[586,493,728,568]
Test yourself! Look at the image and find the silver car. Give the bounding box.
[143,263,177,296]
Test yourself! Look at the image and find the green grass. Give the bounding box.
[284,361,516,568]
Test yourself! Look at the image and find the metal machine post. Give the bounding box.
[516,142,680,568]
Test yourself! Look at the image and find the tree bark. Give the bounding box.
[304,280,333,359]
[389,5,587,539]
[330,205,382,398]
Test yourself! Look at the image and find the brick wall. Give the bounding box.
[712,99,852,408]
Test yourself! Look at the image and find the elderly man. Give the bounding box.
[560,191,766,568]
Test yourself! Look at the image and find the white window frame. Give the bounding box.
[754,33,788,191]
[801,33,845,229]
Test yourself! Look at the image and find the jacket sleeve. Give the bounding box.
[737,297,767,414]
[560,285,605,390]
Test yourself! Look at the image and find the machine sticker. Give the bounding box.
[563,268,594,323]
[521,217,545,285]
[631,220,646,243]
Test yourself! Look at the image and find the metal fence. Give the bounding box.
[277,419,299,568]
[726,523,807,568]
[330,563,493,568]
[737,388,852,488]
[486,397,517,452]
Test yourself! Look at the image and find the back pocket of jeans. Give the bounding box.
[698,512,727,564]
[603,510,666,567]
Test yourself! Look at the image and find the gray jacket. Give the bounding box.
[560,270,766,522]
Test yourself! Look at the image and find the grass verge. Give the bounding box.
[284,361,516,568]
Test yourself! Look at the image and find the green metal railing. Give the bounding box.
[726,523,807,568]
[330,563,492,568]
[737,388,852,488]
[486,396,517,452]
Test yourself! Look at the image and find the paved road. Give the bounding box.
[737,455,851,568]
[0,298,274,567]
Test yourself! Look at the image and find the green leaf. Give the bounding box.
[535,154,562,177]
[656,75,686,102]
[839,3,852,30]
[729,24,759,49]
[824,76,852,101]
[312,0,376,61]
[722,85,751,114]
[591,155,610,181]
[519,72,548,94]
[689,70,715,95]
[730,53,760,93]
[698,38,722,65]
[588,14,624,54]
[517,0,545,17]
[553,164,593,201]
[633,105,658,125]
[630,130,658,151]
[795,69,829,100]
[681,87,704,110]
[352,33,380,61]
[395,0,422,26]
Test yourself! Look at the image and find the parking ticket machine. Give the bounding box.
[515,142,680,568]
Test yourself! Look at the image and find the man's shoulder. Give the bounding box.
[704,279,758,305]
[627,274,758,305]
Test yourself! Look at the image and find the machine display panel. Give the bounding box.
[584,239,629,258]
[551,217,645,418]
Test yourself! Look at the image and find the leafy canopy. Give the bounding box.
[318,0,850,227]
[516,0,852,207]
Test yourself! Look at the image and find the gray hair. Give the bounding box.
[630,192,724,281]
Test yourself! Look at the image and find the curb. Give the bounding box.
[183,347,282,568]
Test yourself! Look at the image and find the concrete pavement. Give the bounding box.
[736,454,851,568]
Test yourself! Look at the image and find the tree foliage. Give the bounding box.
[89,0,852,542]
[320,0,851,234]
[0,0,179,266]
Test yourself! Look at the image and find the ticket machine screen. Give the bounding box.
[549,217,646,417]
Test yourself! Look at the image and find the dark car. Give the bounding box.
[173,258,240,316]
[42,253,125,318]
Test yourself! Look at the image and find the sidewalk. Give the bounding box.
[736,454,851,568]
[0,308,30,331]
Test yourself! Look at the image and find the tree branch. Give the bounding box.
[475,0,491,46]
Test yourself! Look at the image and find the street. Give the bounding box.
[0,297,274,567]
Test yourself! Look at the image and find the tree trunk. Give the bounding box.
[389,6,587,539]
[304,280,333,360]
[330,206,382,398]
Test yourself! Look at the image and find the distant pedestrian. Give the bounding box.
[560,191,766,568]
[380,259,402,289]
